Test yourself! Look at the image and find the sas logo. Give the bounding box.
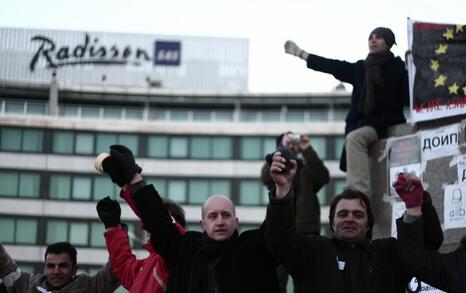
[154,41,181,66]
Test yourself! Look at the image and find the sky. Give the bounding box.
[1,0,465,93]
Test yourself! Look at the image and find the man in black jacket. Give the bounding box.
[397,212,466,292]
[100,144,280,293]
[284,27,408,197]
[265,153,443,293]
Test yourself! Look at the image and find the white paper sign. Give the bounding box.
[444,184,466,230]
[408,278,446,293]
[421,124,459,161]
[458,154,466,184]
[391,201,406,237]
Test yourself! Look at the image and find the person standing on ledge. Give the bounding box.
[284,27,408,197]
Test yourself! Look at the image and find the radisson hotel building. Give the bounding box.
[0,27,348,291]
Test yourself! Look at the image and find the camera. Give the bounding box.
[265,147,297,172]
[288,132,301,144]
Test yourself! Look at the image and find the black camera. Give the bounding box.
[265,147,297,172]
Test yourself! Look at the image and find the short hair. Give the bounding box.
[163,197,186,227]
[45,242,77,266]
[328,188,375,240]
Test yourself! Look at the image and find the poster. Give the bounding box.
[421,124,459,161]
[391,201,406,237]
[387,134,422,196]
[458,154,466,184]
[444,184,466,229]
[407,19,466,123]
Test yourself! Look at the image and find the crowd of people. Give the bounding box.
[0,26,463,293]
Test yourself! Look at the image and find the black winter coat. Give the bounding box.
[265,191,443,293]
[132,184,280,293]
[397,218,466,293]
[306,54,409,171]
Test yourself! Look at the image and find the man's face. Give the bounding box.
[201,196,239,241]
[281,134,299,154]
[368,33,388,54]
[332,199,369,242]
[44,253,77,290]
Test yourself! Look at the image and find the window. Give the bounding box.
[286,110,305,122]
[72,176,92,200]
[191,137,210,159]
[317,186,328,205]
[212,137,232,159]
[75,133,94,154]
[310,137,327,159]
[240,137,261,160]
[239,180,267,205]
[188,179,209,204]
[46,220,68,244]
[0,171,40,198]
[90,222,105,247]
[148,135,168,158]
[70,222,89,245]
[50,174,71,200]
[53,131,75,154]
[333,179,347,195]
[168,180,187,202]
[170,137,188,158]
[334,136,345,160]
[0,128,43,152]
[81,106,100,118]
[0,217,38,244]
[93,176,118,200]
[96,133,118,154]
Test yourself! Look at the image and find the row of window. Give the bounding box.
[0,127,345,160]
[0,170,346,206]
[0,216,136,247]
[1,98,350,123]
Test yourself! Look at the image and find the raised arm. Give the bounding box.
[284,40,360,84]
[265,151,324,280]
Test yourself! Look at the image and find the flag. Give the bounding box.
[408,20,466,122]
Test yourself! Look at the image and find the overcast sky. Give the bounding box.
[1,0,464,93]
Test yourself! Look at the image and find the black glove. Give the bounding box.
[265,147,297,172]
[96,196,121,229]
[102,156,128,187]
[108,144,142,185]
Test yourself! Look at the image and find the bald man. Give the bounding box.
[101,145,280,293]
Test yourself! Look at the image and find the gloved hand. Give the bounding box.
[284,40,303,57]
[107,145,142,185]
[393,173,424,208]
[102,156,128,187]
[96,196,121,229]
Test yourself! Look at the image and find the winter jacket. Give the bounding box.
[265,190,443,293]
[306,54,409,171]
[0,243,118,293]
[261,145,329,235]
[397,217,466,293]
[131,183,280,293]
[104,188,186,293]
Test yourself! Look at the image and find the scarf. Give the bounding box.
[362,51,395,115]
[187,231,239,293]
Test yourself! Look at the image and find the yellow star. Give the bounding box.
[435,43,448,55]
[430,59,440,72]
[434,75,446,87]
[443,28,454,40]
[463,85,466,95]
[448,82,459,94]
[456,25,464,33]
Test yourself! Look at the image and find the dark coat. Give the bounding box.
[397,218,466,293]
[265,191,443,293]
[132,184,280,293]
[306,54,409,171]
[261,145,329,235]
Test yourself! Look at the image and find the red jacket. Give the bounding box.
[104,188,185,293]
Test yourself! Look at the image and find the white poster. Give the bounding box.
[458,154,466,184]
[408,278,446,293]
[421,124,459,161]
[444,184,466,229]
[391,201,406,237]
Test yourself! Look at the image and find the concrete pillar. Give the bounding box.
[48,72,59,116]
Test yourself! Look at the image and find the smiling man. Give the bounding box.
[283,27,408,198]
[265,153,443,293]
[0,242,119,293]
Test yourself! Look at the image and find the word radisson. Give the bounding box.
[29,33,152,72]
